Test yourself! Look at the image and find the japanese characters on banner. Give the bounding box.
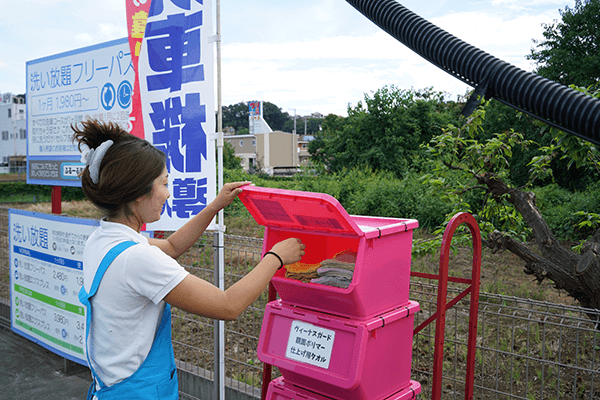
[9,209,97,365]
[125,0,152,139]
[26,39,135,187]
[138,0,217,231]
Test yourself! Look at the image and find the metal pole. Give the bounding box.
[213,232,222,400]
[51,186,61,215]
[214,0,225,398]
[293,110,296,167]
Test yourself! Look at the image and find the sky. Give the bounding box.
[0,0,569,117]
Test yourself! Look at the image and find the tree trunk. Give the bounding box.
[476,173,600,311]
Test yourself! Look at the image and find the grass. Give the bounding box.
[0,194,51,203]
[4,200,104,219]
[0,173,26,182]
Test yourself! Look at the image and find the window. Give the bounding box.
[8,109,11,118]
[20,129,26,139]
[252,139,256,146]
[239,140,244,146]
[1,131,8,140]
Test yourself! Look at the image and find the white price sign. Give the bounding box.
[9,209,97,365]
[285,320,335,369]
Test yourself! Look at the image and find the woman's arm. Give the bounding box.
[164,238,304,320]
[149,181,250,259]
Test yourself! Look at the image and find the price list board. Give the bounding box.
[26,37,134,187]
[9,209,97,365]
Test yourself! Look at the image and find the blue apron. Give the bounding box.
[78,241,179,400]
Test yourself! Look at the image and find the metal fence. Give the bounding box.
[1,206,600,399]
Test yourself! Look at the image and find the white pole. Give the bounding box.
[293,109,296,167]
[215,0,225,399]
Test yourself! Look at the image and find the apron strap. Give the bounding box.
[79,241,138,392]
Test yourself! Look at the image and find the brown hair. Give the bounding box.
[72,119,166,219]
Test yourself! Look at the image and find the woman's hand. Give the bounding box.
[269,238,305,266]
[212,181,251,211]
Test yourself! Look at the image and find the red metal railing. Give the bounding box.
[411,212,481,400]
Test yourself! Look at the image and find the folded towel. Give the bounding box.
[311,276,352,289]
[316,267,354,280]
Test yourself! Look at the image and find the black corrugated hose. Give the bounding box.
[345,0,600,146]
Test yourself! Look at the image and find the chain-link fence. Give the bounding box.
[1,206,600,399]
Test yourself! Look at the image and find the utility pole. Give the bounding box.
[293,109,297,167]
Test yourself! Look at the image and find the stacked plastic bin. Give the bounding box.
[238,186,421,400]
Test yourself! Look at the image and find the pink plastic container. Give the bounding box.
[257,300,420,400]
[238,186,418,320]
[266,377,422,400]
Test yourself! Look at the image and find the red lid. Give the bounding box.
[238,185,363,236]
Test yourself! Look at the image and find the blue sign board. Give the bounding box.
[26,38,135,186]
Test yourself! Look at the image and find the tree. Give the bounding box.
[221,101,292,133]
[480,99,593,190]
[262,102,290,131]
[424,87,600,312]
[282,117,322,135]
[527,0,600,87]
[309,86,461,177]
[221,141,242,170]
[221,102,249,133]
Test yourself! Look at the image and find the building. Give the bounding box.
[223,101,316,175]
[225,134,256,171]
[224,131,301,175]
[297,135,313,166]
[0,93,26,173]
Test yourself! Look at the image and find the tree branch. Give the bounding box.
[487,230,590,304]
[474,172,579,266]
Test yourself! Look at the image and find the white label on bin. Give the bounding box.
[285,320,336,369]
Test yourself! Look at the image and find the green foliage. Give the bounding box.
[423,105,536,238]
[282,117,322,136]
[221,141,243,170]
[221,101,293,133]
[309,86,462,178]
[0,183,85,202]
[0,182,48,198]
[222,166,451,232]
[527,0,600,87]
[533,182,600,241]
[529,86,600,189]
[220,102,248,133]
[423,107,527,242]
[423,89,600,246]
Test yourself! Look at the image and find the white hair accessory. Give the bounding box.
[84,140,114,184]
[79,144,91,165]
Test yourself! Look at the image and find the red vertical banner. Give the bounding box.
[125,0,152,139]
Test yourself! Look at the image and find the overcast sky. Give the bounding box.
[0,0,567,116]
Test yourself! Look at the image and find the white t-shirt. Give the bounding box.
[82,219,189,387]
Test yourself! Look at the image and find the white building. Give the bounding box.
[0,93,27,173]
[224,131,299,175]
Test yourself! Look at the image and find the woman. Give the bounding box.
[72,119,304,399]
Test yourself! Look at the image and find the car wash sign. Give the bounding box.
[9,209,97,365]
[26,38,135,187]
[138,0,217,231]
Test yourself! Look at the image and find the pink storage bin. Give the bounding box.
[266,377,422,400]
[238,185,418,320]
[257,300,420,400]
